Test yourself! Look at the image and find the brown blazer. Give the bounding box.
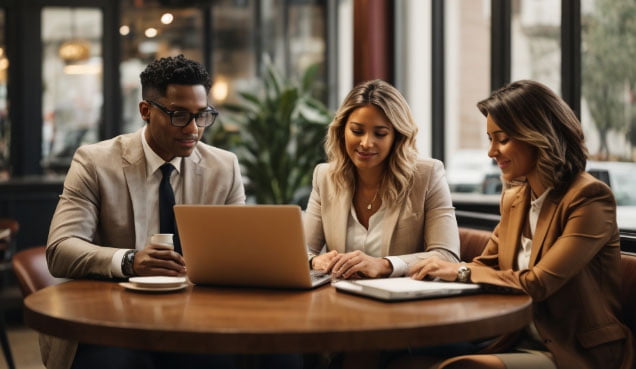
[470,172,634,369]
[304,159,460,267]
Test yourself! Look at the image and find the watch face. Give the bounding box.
[457,265,470,283]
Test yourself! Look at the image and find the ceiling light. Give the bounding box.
[59,40,91,63]
[119,25,130,36]
[161,13,174,25]
[145,27,158,38]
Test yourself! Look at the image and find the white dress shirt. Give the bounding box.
[346,204,409,277]
[110,126,183,277]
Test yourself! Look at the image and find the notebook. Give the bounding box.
[333,277,480,301]
[173,204,331,289]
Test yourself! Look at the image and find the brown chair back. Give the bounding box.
[11,246,63,297]
[620,252,636,334]
[458,227,492,262]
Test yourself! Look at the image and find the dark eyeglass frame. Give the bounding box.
[146,99,219,128]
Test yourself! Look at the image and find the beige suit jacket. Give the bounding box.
[43,129,245,369]
[304,159,460,268]
[470,172,634,369]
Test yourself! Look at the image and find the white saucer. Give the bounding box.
[128,276,187,288]
[119,282,188,292]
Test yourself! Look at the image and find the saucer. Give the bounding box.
[119,282,188,292]
[128,276,187,288]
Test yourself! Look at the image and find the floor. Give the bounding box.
[1,323,44,369]
[1,284,45,369]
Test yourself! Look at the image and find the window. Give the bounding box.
[41,7,103,173]
[511,0,561,92]
[444,0,492,194]
[581,0,636,231]
[395,0,432,157]
[119,1,205,133]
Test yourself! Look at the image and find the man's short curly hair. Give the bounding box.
[140,54,211,99]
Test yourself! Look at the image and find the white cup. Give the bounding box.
[150,233,174,249]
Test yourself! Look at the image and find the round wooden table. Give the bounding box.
[24,280,532,354]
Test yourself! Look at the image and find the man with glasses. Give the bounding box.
[44,55,245,369]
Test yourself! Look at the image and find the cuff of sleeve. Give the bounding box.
[111,249,129,278]
[385,256,408,277]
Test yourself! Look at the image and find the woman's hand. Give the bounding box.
[409,257,460,282]
[331,250,393,279]
[311,250,341,273]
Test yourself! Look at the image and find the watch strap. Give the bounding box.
[121,250,138,277]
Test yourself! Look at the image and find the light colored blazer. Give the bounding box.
[304,159,460,268]
[43,129,245,369]
[470,172,634,369]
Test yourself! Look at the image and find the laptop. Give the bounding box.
[333,277,480,301]
[174,204,331,289]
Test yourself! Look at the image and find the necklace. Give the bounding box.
[367,189,380,210]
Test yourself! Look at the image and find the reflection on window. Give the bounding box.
[0,10,8,179]
[42,7,103,173]
[511,0,561,93]
[120,1,204,133]
[211,0,326,108]
[445,0,491,194]
[210,1,256,107]
[119,0,327,135]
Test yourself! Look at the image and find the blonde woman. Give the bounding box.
[304,79,459,279]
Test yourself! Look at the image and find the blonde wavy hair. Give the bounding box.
[324,79,419,205]
[477,80,589,193]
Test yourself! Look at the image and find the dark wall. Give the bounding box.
[0,179,63,249]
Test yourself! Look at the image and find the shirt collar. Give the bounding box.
[530,187,551,209]
[141,125,182,177]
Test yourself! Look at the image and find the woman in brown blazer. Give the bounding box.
[408,80,634,369]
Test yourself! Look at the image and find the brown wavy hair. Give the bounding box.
[324,79,418,205]
[477,80,588,193]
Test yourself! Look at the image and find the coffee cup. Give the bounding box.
[150,233,174,249]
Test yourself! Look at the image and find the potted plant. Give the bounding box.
[210,63,332,205]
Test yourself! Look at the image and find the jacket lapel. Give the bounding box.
[380,200,403,256]
[501,185,530,270]
[529,191,558,266]
[182,147,203,204]
[328,188,352,253]
[122,131,148,249]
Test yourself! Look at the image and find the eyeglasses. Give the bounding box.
[146,100,219,128]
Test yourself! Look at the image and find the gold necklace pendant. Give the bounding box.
[367,189,379,211]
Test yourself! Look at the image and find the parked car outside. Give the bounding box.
[586,161,636,231]
[450,155,636,231]
[446,150,498,193]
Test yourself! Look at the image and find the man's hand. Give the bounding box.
[331,250,393,279]
[133,244,186,276]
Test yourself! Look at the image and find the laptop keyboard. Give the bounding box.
[310,270,331,286]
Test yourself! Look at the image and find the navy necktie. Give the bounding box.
[159,163,181,253]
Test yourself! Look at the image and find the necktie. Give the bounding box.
[159,163,181,253]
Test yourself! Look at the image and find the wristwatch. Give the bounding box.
[121,250,138,277]
[456,263,471,283]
